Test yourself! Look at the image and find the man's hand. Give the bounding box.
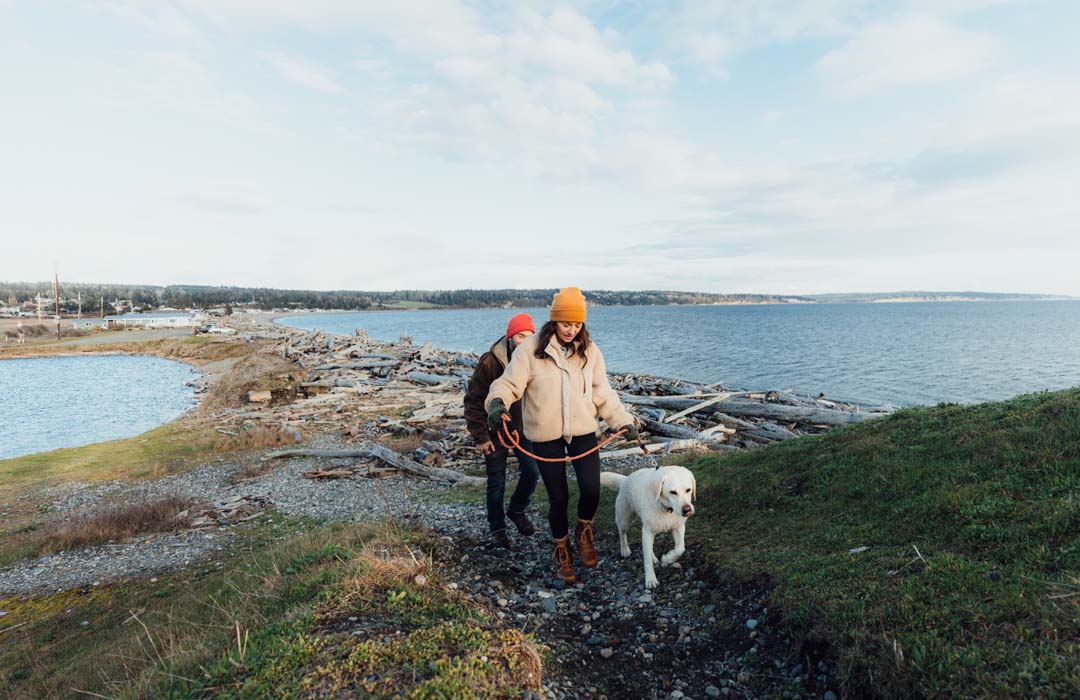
[620,422,640,441]
[486,398,509,434]
[478,440,496,455]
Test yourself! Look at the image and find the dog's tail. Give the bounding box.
[599,471,626,491]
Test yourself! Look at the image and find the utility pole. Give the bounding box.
[77,292,82,319]
[54,273,61,339]
[100,296,104,319]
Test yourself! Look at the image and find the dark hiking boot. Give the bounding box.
[552,536,577,584]
[507,511,536,536]
[491,529,513,550]
[575,518,599,568]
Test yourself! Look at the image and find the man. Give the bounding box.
[464,313,541,549]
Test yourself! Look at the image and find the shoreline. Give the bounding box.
[260,296,1080,319]
[0,334,263,466]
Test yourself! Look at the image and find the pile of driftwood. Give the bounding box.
[610,374,894,451]
[217,317,893,487]
[179,494,272,529]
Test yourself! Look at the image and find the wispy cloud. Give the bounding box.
[815,13,998,96]
[261,51,346,95]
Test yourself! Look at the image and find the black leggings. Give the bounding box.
[532,433,601,539]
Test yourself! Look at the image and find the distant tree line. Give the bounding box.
[0,280,810,312]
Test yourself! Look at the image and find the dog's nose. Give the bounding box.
[682,505,694,517]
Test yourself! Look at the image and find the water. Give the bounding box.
[277,301,1080,407]
[0,355,199,460]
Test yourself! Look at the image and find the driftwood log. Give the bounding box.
[313,360,398,371]
[264,444,485,488]
[622,393,876,426]
[406,371,459,386]
[638,416,736,450]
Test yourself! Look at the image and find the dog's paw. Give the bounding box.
[644,575,659,590]
[651,554,660,566]
[620,545,631,558]
[661,551,679,567]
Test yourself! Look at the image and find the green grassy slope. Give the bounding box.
[0,518,541,700]
[689,388,1080,698]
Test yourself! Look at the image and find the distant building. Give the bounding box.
[72,318,108,330]
[104,312,202,329]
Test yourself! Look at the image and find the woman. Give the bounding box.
[485,287,639,583]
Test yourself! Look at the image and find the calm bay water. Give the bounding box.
[278,301,1080,407]
[0,355,199,460]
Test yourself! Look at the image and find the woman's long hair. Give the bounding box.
[535,321,591,364]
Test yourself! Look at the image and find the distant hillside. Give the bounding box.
[0,280,1071,312]
[805,291,1074,303]
[0,281,802,311]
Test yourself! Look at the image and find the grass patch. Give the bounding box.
[0,518,542,699]
[0,420,213,500]
[0,335,251,363]
[684,388,1080,698]
[6,495,193,560]
[198,351,303,414]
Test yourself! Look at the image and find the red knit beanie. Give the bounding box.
[506,313,535,338]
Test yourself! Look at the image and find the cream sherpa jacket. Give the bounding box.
[485,333,633,443]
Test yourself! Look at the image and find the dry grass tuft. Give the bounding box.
[200,423,303,453]
[27,495,193,555]
[229,459,277,484]
[199,350,303,412]
[324,537,434,617]
[494,629,545,691]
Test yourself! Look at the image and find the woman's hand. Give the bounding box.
[620,423,640,441]
[477,440,496,455]
[487,398,509,435]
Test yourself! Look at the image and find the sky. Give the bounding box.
[2,1,1079,295]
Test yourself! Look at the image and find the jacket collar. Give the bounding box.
[544,336,574,370]
[490,336,512,368]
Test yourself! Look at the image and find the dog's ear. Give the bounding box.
[655,476,667,502]
[690,472,696,502]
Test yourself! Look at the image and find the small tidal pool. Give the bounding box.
[0,354,199,460]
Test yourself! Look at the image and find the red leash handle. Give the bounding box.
[495,413,648,462]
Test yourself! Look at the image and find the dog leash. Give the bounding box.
[495,413,649,462]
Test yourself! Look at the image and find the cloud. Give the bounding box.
[505,8,673,86]
[95,0,200,38]
[655,0,872,75]
[261,51,346,94]
[180,183,269,214]
[815,14,997,96]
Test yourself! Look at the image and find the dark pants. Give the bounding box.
[485,442,540,534]
[532,434,602,539]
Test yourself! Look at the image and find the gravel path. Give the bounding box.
[0,447,835,699]
[0,439,446,596]
[410,490,830,700]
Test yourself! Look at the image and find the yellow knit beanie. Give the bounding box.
[549,287,587,323]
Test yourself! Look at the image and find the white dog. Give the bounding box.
[600,465,696,590]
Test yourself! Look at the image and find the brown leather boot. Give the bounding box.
[575,518,599,568]
[552,536,577,584]
[507,511,535,536]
